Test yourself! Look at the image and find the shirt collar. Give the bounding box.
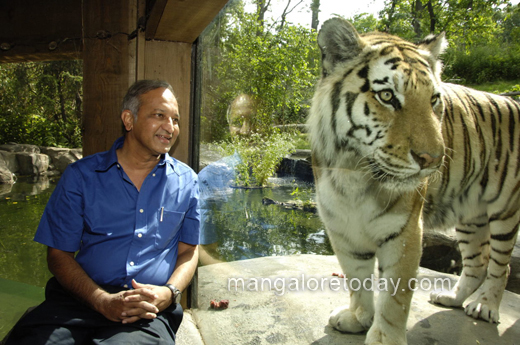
[95,136,178,174]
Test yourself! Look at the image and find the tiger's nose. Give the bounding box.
[411,151,443,169]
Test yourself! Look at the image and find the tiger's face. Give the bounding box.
[309,19,447,192]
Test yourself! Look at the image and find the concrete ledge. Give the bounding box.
[193,255,520,345]
[177,310,204,345]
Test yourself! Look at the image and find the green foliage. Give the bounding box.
[200,4,320,142]
[443,44,520,84]
[349,13,380,33]
[215,131,296,187]
[375,1,520,83]
[0,61,82,147]
[378,0,509,45]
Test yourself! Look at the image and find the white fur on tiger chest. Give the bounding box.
[316,168,409,249]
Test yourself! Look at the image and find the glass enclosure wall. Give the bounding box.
[196,0,331,266]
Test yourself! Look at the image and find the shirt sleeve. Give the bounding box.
[34,164,85,252]
[179,172,200,245]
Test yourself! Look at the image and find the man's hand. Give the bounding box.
[124,280,173,317]
[95,284,160,323]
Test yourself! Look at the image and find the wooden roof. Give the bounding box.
[0,0,228,63]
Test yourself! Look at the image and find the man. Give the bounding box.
[6,80,200,344]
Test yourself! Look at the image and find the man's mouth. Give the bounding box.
[157,134,172,143]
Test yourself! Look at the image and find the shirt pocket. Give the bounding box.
[155,209,186,250]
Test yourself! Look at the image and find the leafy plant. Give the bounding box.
[0,61,83,148]
[215,131,296,187]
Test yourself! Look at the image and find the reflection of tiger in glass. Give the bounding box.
[308,18,520,344]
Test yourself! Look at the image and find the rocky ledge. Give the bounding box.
[0,143,82,184]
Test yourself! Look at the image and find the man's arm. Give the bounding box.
[47,247,160,323]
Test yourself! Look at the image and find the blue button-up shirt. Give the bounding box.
[34,137,200,287]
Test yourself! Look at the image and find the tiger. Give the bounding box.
[307,17,520,345]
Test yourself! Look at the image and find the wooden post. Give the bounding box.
[141,40,193,165]
[82,0,138,157]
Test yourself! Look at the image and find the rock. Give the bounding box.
[0,143,40,154]
[0,143,81,180]
[421,229,461,275]
[16,153,49,176]
[195,255,520,345]
[508,238,520,294]
[262,197,317,213]
[0,151,19,173]
[40,147,82,173]
[277,149,314,182]
[0,182,13,195]
[0,160,14,184]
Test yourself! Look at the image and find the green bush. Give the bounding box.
[0,61,83,147]
[214,131,296,187]
[443,44,520,84]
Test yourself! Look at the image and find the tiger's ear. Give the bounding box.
[318,18,364,77]
[418,32,447,59]
[418,32,448,79]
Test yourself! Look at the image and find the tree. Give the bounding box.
[199,3,319,142]
[379,0,509,45]
[0,61,83,147]
[310,0,320,30]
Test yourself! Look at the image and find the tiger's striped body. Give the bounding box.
[308,18,520,345]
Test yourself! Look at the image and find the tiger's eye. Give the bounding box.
[378,90,394,102]
[431,94,440,105]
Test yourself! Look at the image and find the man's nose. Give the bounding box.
[164,118,175,133]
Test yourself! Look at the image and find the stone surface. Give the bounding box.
[0,151,18,173]
[194,255,520,345]
[40,147,82,173]
[0,143,40,154]
[0,160,14,184]
[16,153,49,176]
[176,310,205,345]
[278,149,314,182]
[0,144,81,182]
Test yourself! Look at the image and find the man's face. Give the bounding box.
[128,87,180,156]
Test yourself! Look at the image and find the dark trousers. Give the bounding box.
[4,277,183,345]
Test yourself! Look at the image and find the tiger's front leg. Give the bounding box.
[365,214,423,345]
[329,253,376,333]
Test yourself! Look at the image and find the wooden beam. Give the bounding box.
[142,40,193,164]
[0,0,82,63]
[82,0,138,157]
[145,0,169,41]
[148,0,228,43]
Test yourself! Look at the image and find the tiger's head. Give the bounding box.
[308,18,447,192]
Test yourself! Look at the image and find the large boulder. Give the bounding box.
[277,150,314,182]
[40,147,82,173]
[0,160,14,184]
[0,150,19,173]
[0,143,40,154]
[16,153,49,176]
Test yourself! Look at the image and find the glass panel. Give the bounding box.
[196,0,331,266]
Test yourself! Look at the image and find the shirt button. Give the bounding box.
[152,173,156,177]
[117,164,120,169]
[123,284,128,288]
[138,233,143,238]
[139,209,144,213]
[130,261,135,266]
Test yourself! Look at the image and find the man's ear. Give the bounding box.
[121,110,134,132]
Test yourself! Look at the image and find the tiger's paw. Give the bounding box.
[429,289,464,308]
[464,299,500,323]
[329,305,372,333]
[365,322,407,345]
